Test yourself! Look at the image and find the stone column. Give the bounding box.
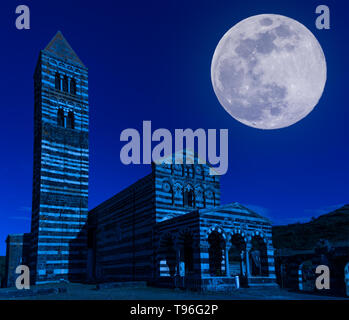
[345,262,349,297]
[267,242,277,279]
[225,244,231,277]
[245,245,251,285]
[175,247,181,276]
[240,251,246,277]
[175,246,181,288]
[156,251,162,278]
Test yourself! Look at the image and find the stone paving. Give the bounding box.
[0,283,347,300]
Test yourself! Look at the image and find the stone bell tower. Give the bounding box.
[30,31,89,284]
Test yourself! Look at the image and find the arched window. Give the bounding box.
[67,111,75,129]
[184,187,195,208]
[195,188,204,208]
[70,78,76,95]
[62,75,68,92]
[208,231,225,276]
[57,108,65,127]
[173,183,182,207]
[55,72,61,90]
[188,190,194,207]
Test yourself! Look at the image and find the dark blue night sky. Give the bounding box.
[0,0,348,255]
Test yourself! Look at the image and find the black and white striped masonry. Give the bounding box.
[29,31,89,284]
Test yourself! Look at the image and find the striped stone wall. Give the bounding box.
[89,174,155,282]
[4,234,31,287]
[198,204,276,285]
[155,211,202,277]
[89,157,276,289]
[89,160,221,285]
[153,161,221,223]
[153,203,276,290]
[30,36,89,284]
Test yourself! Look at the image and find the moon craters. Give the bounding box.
[211,14,327,129]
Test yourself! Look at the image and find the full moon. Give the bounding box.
[211,14,327,129]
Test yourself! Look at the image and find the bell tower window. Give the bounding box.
[55,72,61,90]
[70,78,76,95]
[57,108,65,127]
[63,75,68,92]
[67,111,75,129]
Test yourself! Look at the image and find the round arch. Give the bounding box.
[176,228,196,275]
[227,231,247,278]
[249,234,269,276]
[207,226,227,277]
[206,225,227,241]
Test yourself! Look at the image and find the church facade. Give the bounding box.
[4,32,277,291]
[88,160,277,290]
